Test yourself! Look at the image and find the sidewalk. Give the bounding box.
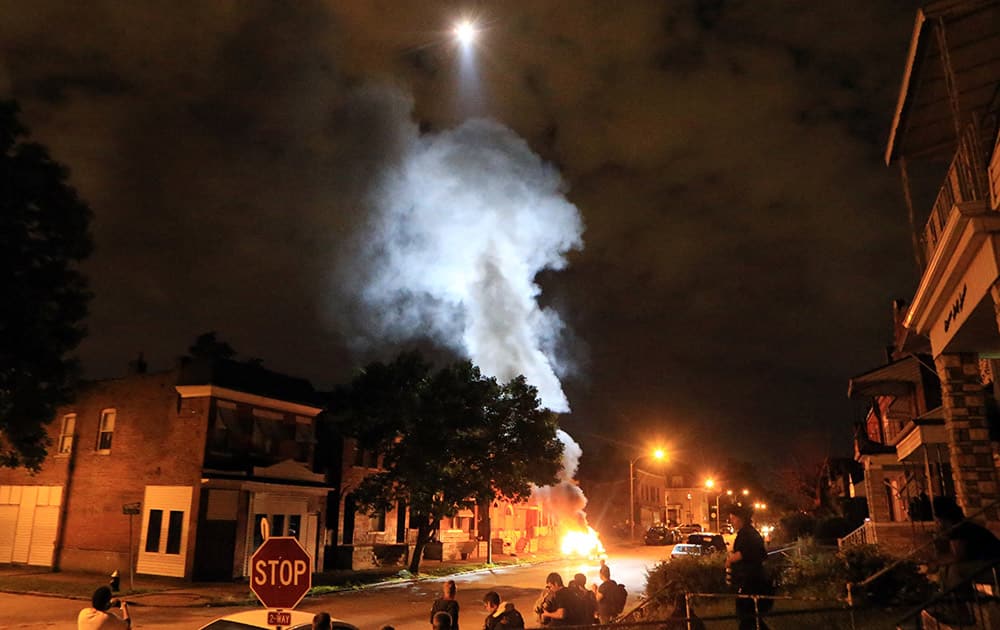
[0,551,557,608]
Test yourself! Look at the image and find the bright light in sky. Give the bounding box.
[454,20,477,46]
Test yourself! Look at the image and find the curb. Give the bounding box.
[0,555,563,608]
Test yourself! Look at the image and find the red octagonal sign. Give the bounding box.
[250,537,313,609]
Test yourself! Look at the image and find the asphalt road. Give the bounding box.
[0,542,674,630]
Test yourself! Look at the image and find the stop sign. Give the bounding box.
[250,536,313,609]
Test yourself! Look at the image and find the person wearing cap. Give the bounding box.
[725,505,770,630]
[78,586,131,630]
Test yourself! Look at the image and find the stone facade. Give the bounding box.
[934,353,1000,526]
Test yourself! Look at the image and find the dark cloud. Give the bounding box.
[0,0,925,466]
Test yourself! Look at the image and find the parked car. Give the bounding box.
[686,532,727,553]
[720,523,735,535]
[673,523,703,535]
[670,543,704,559]
[644,524,675,545]
[199,610,358,630]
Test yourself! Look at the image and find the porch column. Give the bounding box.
[934,353,1000,526]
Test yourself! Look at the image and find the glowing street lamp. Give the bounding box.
[453,20,477,46]
[706,482,735,532]
[630,449,666,541]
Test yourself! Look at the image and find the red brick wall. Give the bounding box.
[0,370,209,573]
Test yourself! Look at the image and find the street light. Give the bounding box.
[630,449,666,540]
[453,20,478,46]
[705,482,735,532]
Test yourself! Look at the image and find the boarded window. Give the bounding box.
[371,510,386,532]
[272,514,285,537]
[145,510,163,552]
[165,511,183,554]
[253,514,266,550]
[294,422,312,463]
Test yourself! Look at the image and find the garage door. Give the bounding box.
[0,485,63,566]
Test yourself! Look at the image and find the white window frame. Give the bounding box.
[57,414,76,455]
[97,408,116,453]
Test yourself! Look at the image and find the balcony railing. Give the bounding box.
[922,118,991,264]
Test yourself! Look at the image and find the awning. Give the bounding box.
[847,356,923,399]
[885,0,1000,163]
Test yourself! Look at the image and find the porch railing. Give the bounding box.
[837,519,877,549]
[923,118,991,263]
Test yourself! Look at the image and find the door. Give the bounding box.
[0,485,62,566]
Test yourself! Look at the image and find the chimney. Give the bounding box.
[127,352,148,375]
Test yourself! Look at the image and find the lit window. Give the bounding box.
[97,409,116,452]
[58,414,76,454]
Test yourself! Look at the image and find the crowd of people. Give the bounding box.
[75,497,1000,630]
[421,562,626,630]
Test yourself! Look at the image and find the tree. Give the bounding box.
[0,100,92,470]
[329,351,563,573]
[466,375,563,562]
[187,331,237,361]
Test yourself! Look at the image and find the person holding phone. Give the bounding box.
[78,586,131,630]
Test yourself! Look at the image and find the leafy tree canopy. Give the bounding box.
[329,350,563,572]
[0,100,92,470]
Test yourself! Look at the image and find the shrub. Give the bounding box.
[778,538,847,599]
[778,542,932,606]
[778,512,816,542]
[644,555,727,617]
[839,544,932,606]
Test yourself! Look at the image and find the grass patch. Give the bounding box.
[0,574,158,600]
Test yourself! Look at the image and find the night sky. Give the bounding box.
[0,1,925,470]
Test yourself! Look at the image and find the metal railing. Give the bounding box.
[896,559,1000,629]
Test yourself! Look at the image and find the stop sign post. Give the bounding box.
[250,536,313,610]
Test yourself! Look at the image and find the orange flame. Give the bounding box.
[560,526,606,558]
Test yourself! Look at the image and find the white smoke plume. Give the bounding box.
[356,117,584,412]
[530,430,591,528]
[345,100,594,533]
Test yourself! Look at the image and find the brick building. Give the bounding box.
[0,359,330,580]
